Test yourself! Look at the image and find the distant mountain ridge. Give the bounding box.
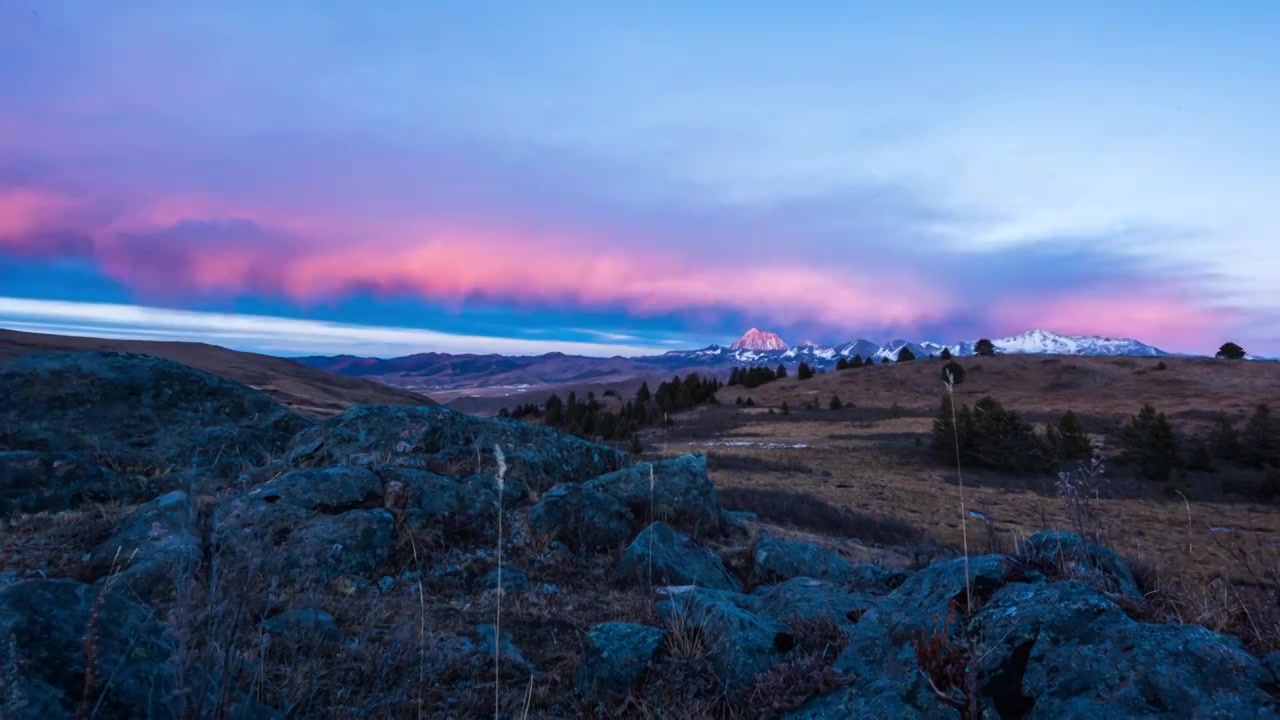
[292,327,1191,397]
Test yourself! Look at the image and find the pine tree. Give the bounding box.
[829,395,843,410]
[851,355,864,368]
[797,362,815,380]
[940,347,953,360]
[975,338,996,357]
[1056,410,1093,462]
[636,381,652,404]
[836,357,850,370]
[897,347,916,362]
[728,368,741,386]
[1241,404,1280,468]
[776,363,788,379]
[1119,404,1184,482]
[1208,412,1240,462]
[781,401,790,415]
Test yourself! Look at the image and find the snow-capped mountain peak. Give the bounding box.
[991,328,1164,357]
[730,328,789,352]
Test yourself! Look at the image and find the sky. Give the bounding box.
[2,2,1278,358]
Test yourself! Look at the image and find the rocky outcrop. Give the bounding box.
[750,531,855,584]
[0,451,128,517]
[284,404,627,492]
[87,490,202,604]
[0,351,310,481]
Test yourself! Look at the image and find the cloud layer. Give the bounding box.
[1,3,1277,356]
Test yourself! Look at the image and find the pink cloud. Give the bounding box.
[0,188,80,242]
[0,187,951,330]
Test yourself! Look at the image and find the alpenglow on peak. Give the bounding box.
[729,328,789,352]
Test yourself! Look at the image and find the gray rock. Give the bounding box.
[753,577,881,630]
[0,579,177,719]
[481,566,531,595]
[0,351,310,482]
[378,467,495,540]
[585,454,722,537]
[284,404,627,491]
[475,623,533,674]
[213,466,393,579]
[751,531,855,584]
[575,622,665,701]
[261,607,342,644]
[1016,530,1144,603]
[656,587,793,702]
[464,473,531,509]
[527,483,633,552]
[971,580,1279,718]
[88,490,202,604]
[0,450,127,517]
[619,522,742,592]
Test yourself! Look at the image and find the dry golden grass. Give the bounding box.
[668,355,1280,591]
[0,328,438,417]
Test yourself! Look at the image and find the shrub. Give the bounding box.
[1118,404,1184,482]
[1216,342,1247,360]
[1155,360,1168,371]
[781,401,790,416]
[829,395,843,410]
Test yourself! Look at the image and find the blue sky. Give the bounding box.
[1,1,1277,357]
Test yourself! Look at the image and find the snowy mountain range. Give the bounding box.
[662,327,1171,367]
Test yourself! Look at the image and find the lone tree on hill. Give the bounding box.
[896,347,916,362]
[797,361,815,380]
[1216,342,1246,360]
[942,360,966,386]
[940,347,953,360]
[829,394,843,410]
[975,338,996,356]
[775,363,788,379]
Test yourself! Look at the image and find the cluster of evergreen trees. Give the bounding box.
[931,395,1093,474]
[499,372,724,441]
[1116,403,1280,491]
[727,364,787,388]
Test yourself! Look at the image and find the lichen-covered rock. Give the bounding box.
[285,404,627,491]
[619,522,742,592]
[527,483,633,552]
[378,467,495,540]
[753,577,882,630]
[0,351,310,481]
[584,455,722,537]
[751,531,855,584]
[1016,530,1144,603]
[212,466,393,578]
[970,580,1280,718]
[575,622,665,701]
[0,579,177,719]
[88,490,202,604]
[0,450,128,517]
[656,587,793,702]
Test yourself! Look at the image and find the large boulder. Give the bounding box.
[0,579,177,719]
[619,522,742,592]
[656,588,794,702]
[751,532,856,585]
[575,622,665,702]
[212,466,393,579]
[584,455,722,537]
[0,351,311,482]
[284,404,627,492]
[88,490,202,604]
[970,580,1280,718]
[753,577,883,630]
[527,483,633,552]
[378,467,496,541]
[0,450,129,517]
